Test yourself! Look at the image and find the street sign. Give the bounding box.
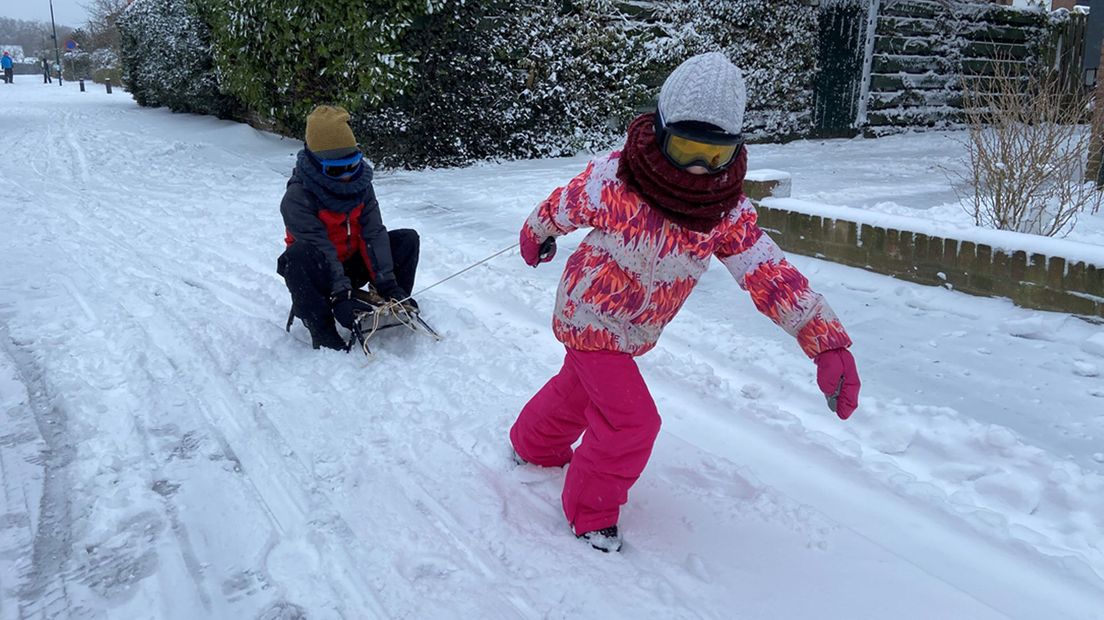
[65,40,77,51]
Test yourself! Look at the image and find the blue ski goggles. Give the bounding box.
[319,151,364,178]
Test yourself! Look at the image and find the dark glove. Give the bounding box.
[376,279,406,301]
[814,348,861,420]
[330,289,371,330]
[520,226,556,267]
[375,280,418,312]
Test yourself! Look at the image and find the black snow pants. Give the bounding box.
[277,229,420,340]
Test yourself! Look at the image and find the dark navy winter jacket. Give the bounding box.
[280,150,398,296]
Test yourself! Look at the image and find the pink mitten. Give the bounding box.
[814,348,861,420]
[520,225,556,267]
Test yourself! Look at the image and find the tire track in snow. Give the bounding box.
[0,329,76,620]
[2,261,246,615]
[124,287,397,618]
[3,132,294,615]
[31,218,392,615]
[5,97,405,617]
[165,274,547,619]
[60,112,91,187]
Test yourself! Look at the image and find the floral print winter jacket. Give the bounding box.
[523,152,852,358]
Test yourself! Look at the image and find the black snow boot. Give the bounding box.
[306,318,346,351]
[576,525,623,553]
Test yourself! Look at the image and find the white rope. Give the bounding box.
[355,309,385,355]
[350,242,519,355]
[353,301,419,355]
[394,242,520,305]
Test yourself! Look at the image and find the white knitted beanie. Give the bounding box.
[657,52,746,136]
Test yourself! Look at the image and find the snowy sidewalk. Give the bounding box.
[1,81,1103,619]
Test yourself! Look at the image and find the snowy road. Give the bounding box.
[2,82,1103,619]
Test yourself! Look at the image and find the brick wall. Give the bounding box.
[743,175,1103,317]
[754,205,1104,318]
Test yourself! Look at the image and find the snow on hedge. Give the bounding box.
[118,0,241,118]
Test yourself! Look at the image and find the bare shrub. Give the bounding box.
[954,60,1103,237]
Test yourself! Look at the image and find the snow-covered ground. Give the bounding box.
[1,81,1103,620]
[751,130,1104,248]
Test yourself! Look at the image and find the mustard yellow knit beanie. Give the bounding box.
[305,105,359,159]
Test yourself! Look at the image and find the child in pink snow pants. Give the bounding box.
[511,348,661,537]
[510,53,863,553]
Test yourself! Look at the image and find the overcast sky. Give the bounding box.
[7,0,89,29]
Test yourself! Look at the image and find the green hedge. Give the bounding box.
[198,0,439,136]
[118,0,242,118]
[355,0,648,168]
[646,0,820,140]
[117,1,836,167]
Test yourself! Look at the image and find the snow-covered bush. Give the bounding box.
[64,46,121,83]
[60,49,91,80]
[198,0,442,136]
[356,0,648,168]
[956,62,1102,236]
[90,47,120,83]
[118,0,240,117]
[507,0,649,157]
[61,2,129,85]
[353,1,520,168]
[647,0,819,140]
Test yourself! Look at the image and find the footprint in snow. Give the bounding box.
[256,600,307,620]
[72,510,163,600]
[396,554,460,581]
[1072,361,1099,377]
[222,568,269,602]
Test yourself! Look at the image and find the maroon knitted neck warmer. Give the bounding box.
[616,113,747,233]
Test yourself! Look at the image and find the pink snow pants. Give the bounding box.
[510,348,662,534]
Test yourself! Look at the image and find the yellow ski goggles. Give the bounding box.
[656,114,744,173]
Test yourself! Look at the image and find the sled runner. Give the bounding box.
[347,288,441,357]
[285,287,441,357]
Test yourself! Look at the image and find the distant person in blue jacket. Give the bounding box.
[1,52,13,84]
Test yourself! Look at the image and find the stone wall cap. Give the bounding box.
[763,196,1104,269]
[745,168,792,182]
